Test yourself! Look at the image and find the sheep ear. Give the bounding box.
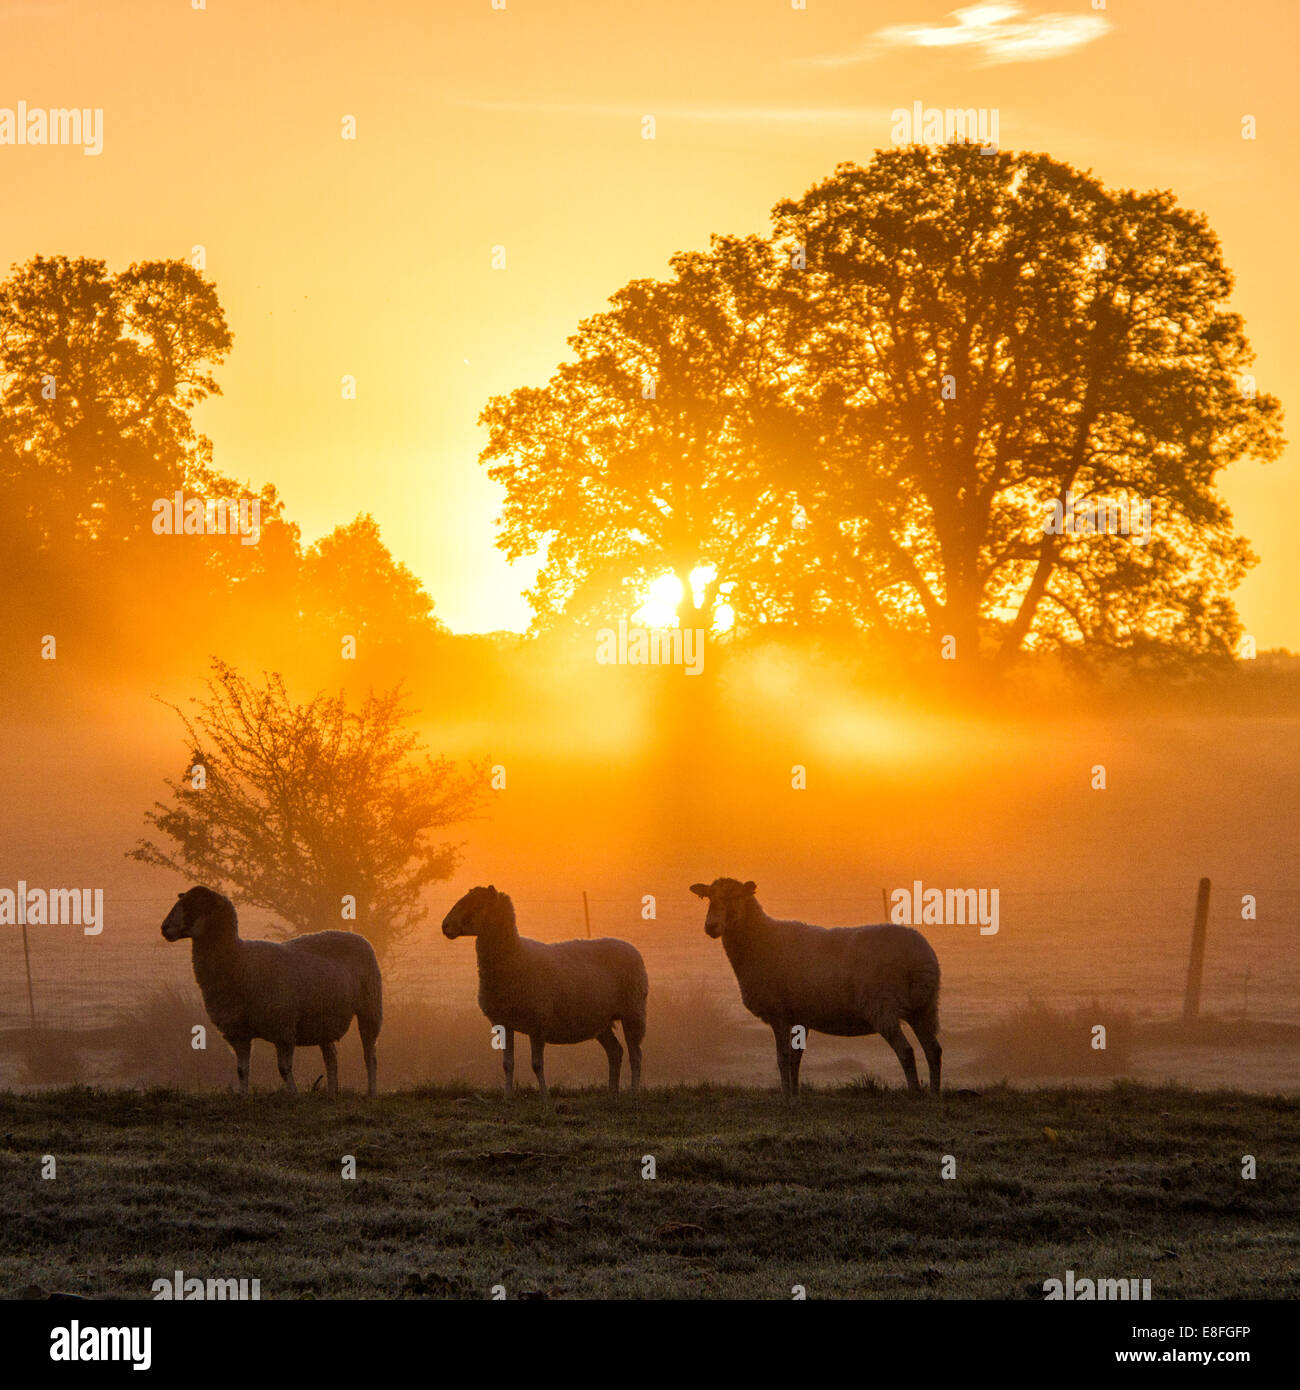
[487,884,496,894]
[689,883,710,899]
[743,881,757,894]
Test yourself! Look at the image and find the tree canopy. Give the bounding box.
[0,256,232,558]
[301,513,445,649]
[481,146,1283,664]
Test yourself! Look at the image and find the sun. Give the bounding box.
[632,566,735,631]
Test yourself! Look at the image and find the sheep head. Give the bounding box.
[442,884,506,939]
[161,886,238,942]
[689,878,757,937]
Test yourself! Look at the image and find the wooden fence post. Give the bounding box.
[1182,877,1212,1021]
[21,920,36,1026]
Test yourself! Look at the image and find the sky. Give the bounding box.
[2,0,1297,642]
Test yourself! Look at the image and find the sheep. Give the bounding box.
[160,885,382,1098]
[689,878,941,1097]
[442,884,647,1101]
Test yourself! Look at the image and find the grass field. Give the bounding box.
[2,1082,1298,1300]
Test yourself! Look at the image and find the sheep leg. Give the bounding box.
[275,1041,297,1094]
[234,1039,251,1096]
[320,1041,339,1099]
[529,1034,550,1103]
[596,1027,623,1093]
[880,1022,921,1093]
[788,1035,805,1099]
[502,1027,515,1099]
[361,1030,378,1099]
[771,1024,792,1099]
[911,1021,942,1095]
[623,1018,644,1095]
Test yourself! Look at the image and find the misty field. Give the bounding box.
[2,1082,1297,1300]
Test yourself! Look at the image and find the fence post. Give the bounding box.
[582,890,591,938]
[1182,877,1212,1021]
[21,920,36,1026]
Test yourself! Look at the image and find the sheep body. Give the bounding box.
[192,935,380,1046]
[725,919,939,1036]
[162,885,382,1097]
[443,885,647,1099]
[475,936,647,1044]
[691,877,940,1095]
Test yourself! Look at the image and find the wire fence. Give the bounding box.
[3,885,1298,1034]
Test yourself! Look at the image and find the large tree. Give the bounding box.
[482,146,1282,663]
[129,660,483,959]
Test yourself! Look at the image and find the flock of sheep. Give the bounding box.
[160,879,942,1099]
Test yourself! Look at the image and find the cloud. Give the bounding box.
[807,3,1112,68]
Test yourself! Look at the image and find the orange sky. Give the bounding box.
[3,0,1296,642]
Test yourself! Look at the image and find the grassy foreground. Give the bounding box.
[2,1081,1298,1300]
